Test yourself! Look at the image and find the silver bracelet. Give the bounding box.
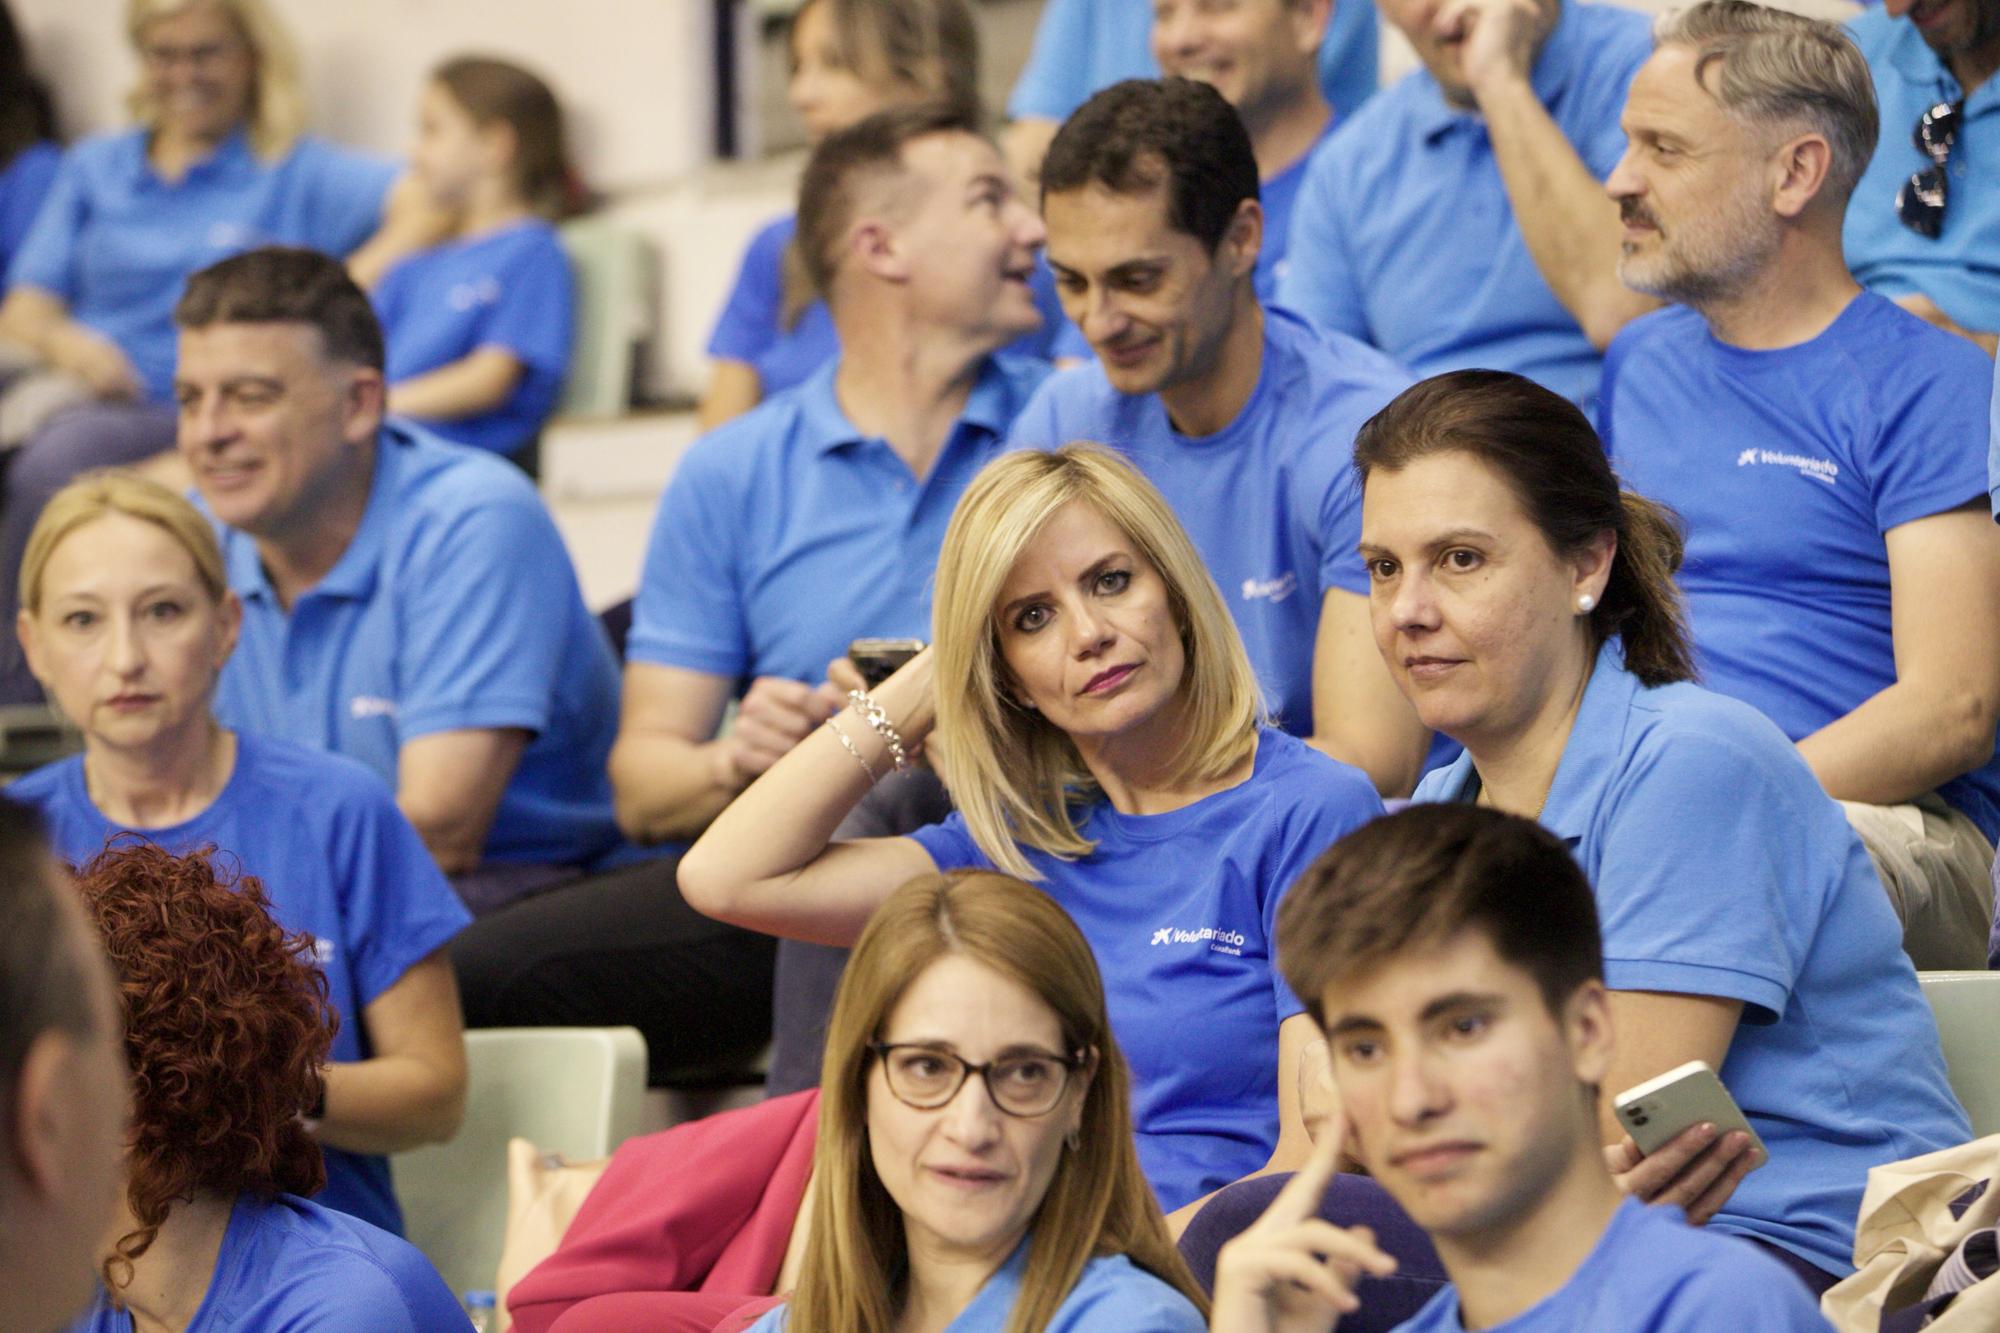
[824,716,882,784]
[847,689,912,772]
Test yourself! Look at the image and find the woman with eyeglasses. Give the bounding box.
[682,444,1385,1224]
[743,869,1206,1332]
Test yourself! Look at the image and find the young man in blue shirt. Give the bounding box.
[1601,0,2000,968]
[1208,805,1831,1331]
[1018,79,1428,796]
[1845,0,2000,354]
[1279,0,1656,407]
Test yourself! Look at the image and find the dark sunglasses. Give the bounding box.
[1896,100,1962,239]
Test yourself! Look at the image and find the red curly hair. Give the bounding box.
[73,841,335,1294]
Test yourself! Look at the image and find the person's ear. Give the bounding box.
[478,120,519,182]
[1294,0,1333,54]
[1571,529,1616,613]
[1563,979,1615,1089]
[849,218,908,283]
[15,608,46,696]
[213,590,243,671]
[1770,132,1833,222]
[8,1033,72,1201]
[1220,198,1264,282]
[341,366,387,445]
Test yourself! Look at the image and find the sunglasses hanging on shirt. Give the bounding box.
[1896,99,1962,239]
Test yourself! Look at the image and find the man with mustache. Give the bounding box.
[1600,0,2000,969]
[1844,0,2000,353]
[1278,0,1656,408]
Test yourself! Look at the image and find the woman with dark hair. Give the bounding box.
[749,870,1205,1332]
[1359,369,1967,1294]
[65,842,467,1331]
[0,0,58,284]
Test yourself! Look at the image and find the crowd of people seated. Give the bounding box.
[2,0,2000,1327]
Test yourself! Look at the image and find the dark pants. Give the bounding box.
[448,851,777,1088]
[0,401,178,703]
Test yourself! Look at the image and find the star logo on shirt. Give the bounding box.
[1151,927,1173,946]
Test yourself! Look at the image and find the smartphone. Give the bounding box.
[848,638,925,688]
[1612,1061,1768,1169]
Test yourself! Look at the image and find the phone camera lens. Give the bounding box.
[1631,1113,1649,1126]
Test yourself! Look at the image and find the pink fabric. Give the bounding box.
[508,1090,820,1333]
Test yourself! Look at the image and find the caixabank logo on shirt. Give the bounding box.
[1736,446,1839,486]
[1150,924,1249,956]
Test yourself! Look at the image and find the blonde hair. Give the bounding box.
[20,470,228,616]
[789,871,1206,1333]
[126,0,306,159]
[931,444,1264,879]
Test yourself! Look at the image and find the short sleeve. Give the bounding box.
[1866,345,1992,533]
[1002,374,1069,451]
[626,447,754,678]
[1987,362,1999,522]
[294,141,398,257]
[7,142,86,298]
[390,491,576,738]
[477,231,574,374]
[1005,0,1098,121]
[708,218,790,364]
[258,1250,465,1331]
[1264,760,1384,1020]
[1276,149,1370,343]
[1591,733,1805,1018]
[1596,325,1631,451]
[906,812,988,872]
[0,143,61,275]
[328,770,471,1006]
[1048,1269,1206,1332]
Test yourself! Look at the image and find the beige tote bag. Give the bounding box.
[1822,1136,2000,1332]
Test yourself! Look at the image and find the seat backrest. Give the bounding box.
[1918,972,2000,1138]
[392,1026,650,1305]
[556,219,656,419]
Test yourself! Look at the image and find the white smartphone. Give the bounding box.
[1612,1060,1769,1169]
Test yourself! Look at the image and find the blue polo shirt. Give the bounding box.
[67,1194,467,1333]
[632,355,1048,688]
[1415,643,1971,1277]
[211,421,631,871]
[1006,0,1380,123]
[1007,307,1411,735]
[8,128,396,403]
[1278,2,1651,407]
[1600,294,2000,840]
[1396,1198,1831,1332]
[0,141,58,282]
[12,734,469,1238]
[706,214,1068,397]
[911,727,1384,1210]
[1845,8,2000,334]
[372,219,574,456]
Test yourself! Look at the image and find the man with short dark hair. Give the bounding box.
[1016,78,1429,795]
[1206,805,1830,1331]
[1601,0,2000,968]
[0,796,129,1333]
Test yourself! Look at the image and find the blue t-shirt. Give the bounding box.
[67,1194,469,1332]
[1415,644,1971,1276]
[632,355,1048,688]
[1007,307,1411,735]
[210,421,633,871]
[1600,293,2000,839]
[1845,9,2000,335]
[0,140,59,282]
[746,1237,1204,1332]
[1278,2,1651,408]
[372,218,574,456]
[911,727,1383,1210]
[705,213,1068,396]
[11,733,470,1237]
[1988,359,1999,520]
[1006,0,1380,125]
[8,128,396,402]
[1394,1197,1830,1332]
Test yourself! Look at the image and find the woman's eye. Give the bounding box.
[1443,548,1483,572]
[997,1059,1056,1088]
[145,601,184,621]
[897,1053,950,1081]
[1095,569,1130,595]
[61,610,96,629]
[1014,604,1050,633]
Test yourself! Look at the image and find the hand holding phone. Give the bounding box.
[1608,1061,1766,1224]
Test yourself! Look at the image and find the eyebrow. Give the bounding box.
[996,552,1130,621]
[1323,989,1506,1038]
[886,1037,1068,1060]
[1048,255,1170,284]
[1357,526,1500,559]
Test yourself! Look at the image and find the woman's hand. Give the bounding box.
[50,324,143,399]
[1209,1114,1396,1333]
[1604,1124,1759,1226]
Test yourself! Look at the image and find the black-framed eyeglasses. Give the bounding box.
[869,1042,1087,1118]
[1897,100,1963,239]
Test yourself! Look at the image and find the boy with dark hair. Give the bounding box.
[1209,805,1829,1330]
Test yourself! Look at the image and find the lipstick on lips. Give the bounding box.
[1083,663,1137,695]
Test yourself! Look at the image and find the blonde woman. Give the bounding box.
[10,470,470,1239]
[0,0,440,704]
[751,870,1206,1332]
[682,444,1383,1223]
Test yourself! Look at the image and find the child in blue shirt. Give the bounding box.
[372,57,575,459]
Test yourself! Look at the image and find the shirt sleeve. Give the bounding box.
[625,444,755,678]
[296,140,399,258]
[6,141,86,298]
[1592,731,1807,1019]
[328,769,472,1007]
[1005,0,1097,121]
[906,812,988,871]
[389,488,579,739]
[1988,363,1999,523]
[477,230,575,374]
[1265,763,1385,1020]
[1867,344,1992,533]
[0,143,61,276]
[1275,148,1371,343]
[1002,375,1068,450]
[707,219,790,364]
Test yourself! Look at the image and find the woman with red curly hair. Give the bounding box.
[66,841,467,1332]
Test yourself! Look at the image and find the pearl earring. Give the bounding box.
[1577,594,1597,613]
